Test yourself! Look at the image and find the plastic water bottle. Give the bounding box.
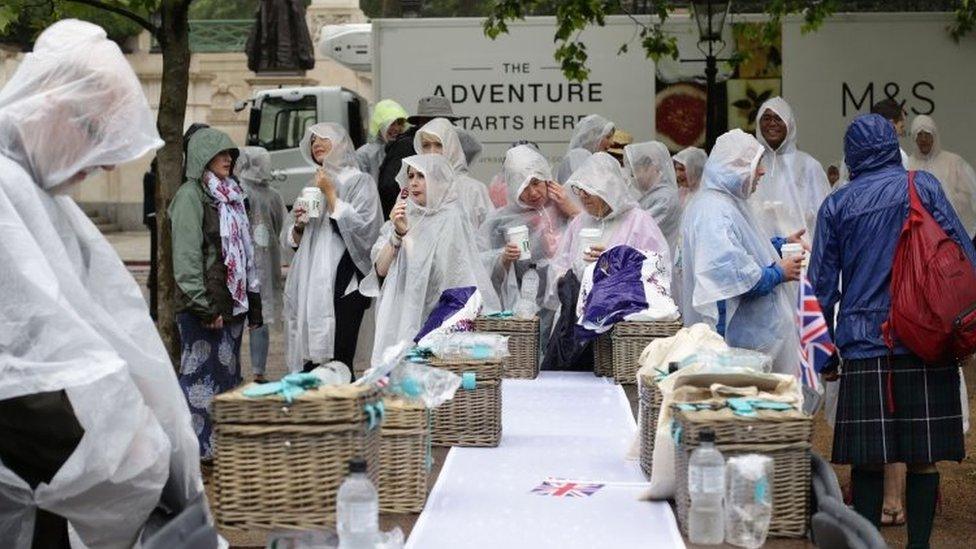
[725,455,774,548]
[513,266,540,318]
[521,267,539,304]
[688,429,725,545]
[337,458,378,548]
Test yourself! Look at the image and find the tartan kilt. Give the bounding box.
[832,355,965,465]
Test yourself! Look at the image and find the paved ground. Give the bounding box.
[112,230,976,548]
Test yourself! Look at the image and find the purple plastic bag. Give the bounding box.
[575,245,649,341]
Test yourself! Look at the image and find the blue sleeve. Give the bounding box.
[770,236,787,256]
[810,197,841,334]
[915,171,976,267]
[743,264,785,298]
[716,300,726,337]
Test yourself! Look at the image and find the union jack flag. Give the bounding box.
[796,277,835,391]
[531,480,604,498]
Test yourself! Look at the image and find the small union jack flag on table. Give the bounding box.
[796,276,836,391]
[531,479,604,498]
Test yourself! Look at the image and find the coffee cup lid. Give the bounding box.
[506,225,528,234]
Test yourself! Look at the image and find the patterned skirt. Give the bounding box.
[832,354,965,465]
[177,313,244,460]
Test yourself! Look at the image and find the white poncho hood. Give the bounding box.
[0,19,203,547]
[908,115,976,237]
[624,141,682,248]
[567,114,614,153]
[548,153,669,306]
[674,146,708,206]
[362,155,500,365]
[679,129,799,375]
[479,145,570,309]
[283,123,382,370]
[414,117,492,228]
[749,97,830,238]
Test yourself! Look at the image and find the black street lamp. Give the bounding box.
[691,0,731,151]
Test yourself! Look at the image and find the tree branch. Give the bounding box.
[65,0,158,35]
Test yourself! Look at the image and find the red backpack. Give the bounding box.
[883,171,976,363]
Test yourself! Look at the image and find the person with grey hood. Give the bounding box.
[236,146,288,382]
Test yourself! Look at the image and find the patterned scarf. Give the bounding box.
[204,171,259,315]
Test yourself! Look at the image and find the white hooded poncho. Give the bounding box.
[414,118,492,229]
[908,115,976,238]
[282,123,382,371]
[361,155,501,365]
[236,146,288,325]
[0,20,203,547]
[749,97,830,238]
[549,152,670,306]
[680,129,799,375]
[674,146,708,208]
[623,141,682,250]
[478,145,572,310]
[566,114,614,153]
[554,115,613,185]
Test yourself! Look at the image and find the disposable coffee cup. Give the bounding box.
[781,242,804,259]
[506,225,531,260]
[300,186,324,218]
[781,242,808,269]
[579,227,603,260]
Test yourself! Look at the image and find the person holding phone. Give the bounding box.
[362,155,500,365]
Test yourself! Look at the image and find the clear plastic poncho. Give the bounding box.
[555,148,592,185]
[236,146,288,325]
[356,99,409,181]
[478,145,571,309]
[282,123,382,371]
[360,155,501,365]
[457,127,484,167]
[414,118,492,229]
[566,114,614,153]
[623,141,682,249]
[548,152,670,306]
[0,19,203,547]
[673,146,707,207]
[679,129,799,375]
[908,115,976,238]
[748,97,830,238]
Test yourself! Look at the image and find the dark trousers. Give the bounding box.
[303,289,370,378]
[0,390,85,549]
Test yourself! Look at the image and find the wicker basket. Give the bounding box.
[673,410,813,538]
[637,373,664,479]
[429,358,503,447]
[610,320,682,384]
[379,398,430,513]
[474,317,540,379]
[593,333,613,377]
[212,383,381,533]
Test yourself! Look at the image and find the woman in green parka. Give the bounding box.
[170,126,262,460]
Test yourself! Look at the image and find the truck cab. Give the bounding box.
[244,86,368,205]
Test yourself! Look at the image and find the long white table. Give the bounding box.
[405,372,684,548]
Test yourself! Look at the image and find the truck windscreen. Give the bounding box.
[246,95,318,151]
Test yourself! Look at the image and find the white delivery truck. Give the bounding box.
[238,17,671,194]
[241,86,369,205]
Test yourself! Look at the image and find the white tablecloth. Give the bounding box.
[405,371,684,548]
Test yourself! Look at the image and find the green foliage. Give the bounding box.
[486,0,677,82]
[0,1,157,47]
[950,0,976,41]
